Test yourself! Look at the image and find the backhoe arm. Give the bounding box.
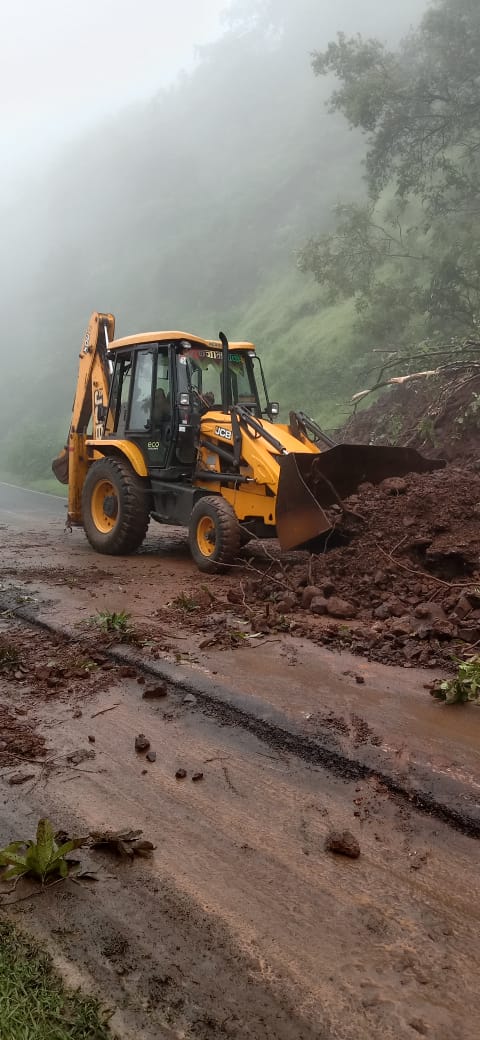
[52,311,115,523]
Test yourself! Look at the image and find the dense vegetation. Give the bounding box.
[4,0,476,483]
[299,0,480,358]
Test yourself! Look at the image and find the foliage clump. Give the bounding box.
[0,818,84,883]
[89,610,136,642]
[431,657,480,705]
[300,0,480,356]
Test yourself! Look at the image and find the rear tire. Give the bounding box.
[82,457,150,555]
[189,496,241,572]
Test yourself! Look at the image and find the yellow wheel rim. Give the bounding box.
[90,479,119,534]
[196,515,216,556]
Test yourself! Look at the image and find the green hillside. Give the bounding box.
[3,0,467,485]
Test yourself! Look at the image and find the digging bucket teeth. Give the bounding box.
[276,445,445,551]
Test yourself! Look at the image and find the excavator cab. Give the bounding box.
[107,339,194,475]
[103,337,279,480]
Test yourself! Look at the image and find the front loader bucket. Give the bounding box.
[276,445,445,551]
[276,454,332,551]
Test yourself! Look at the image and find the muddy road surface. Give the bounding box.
[1,485,479,1040]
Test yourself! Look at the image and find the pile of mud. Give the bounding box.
[232,464,480,668]
[343,367,480,463]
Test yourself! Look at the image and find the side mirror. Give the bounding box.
[269,402,279,418]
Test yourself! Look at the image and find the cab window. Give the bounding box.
[152,349,171,426]
[129,350,154,431]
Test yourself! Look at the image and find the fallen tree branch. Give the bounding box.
[375,544,476,590]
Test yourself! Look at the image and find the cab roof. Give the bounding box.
[109,331,255,352]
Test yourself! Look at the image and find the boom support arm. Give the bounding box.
[52,311,115,523]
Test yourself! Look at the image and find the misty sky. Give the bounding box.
[1,0,427,188]
[1,0,226,179]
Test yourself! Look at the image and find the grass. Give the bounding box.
[226,271,369,431]
[0,918,112,1039]
[88,610,137,643]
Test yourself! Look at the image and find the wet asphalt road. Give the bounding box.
[0,481,66,520]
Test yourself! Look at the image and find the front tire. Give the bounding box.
[189,496,241,572]
[82,457,150,555]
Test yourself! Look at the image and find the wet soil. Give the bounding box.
[1,490,480,1038]
[1,616,479,1040]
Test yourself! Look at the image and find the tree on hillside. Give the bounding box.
[298,0,480,348]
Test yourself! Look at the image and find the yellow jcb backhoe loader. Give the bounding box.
[53,312,444,571]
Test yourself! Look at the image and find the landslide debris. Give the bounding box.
[232,464,480,669]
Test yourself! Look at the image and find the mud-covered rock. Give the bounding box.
[457,622,480,643]
[390,616,413,637]
[326,597,357,620]
[301,586,323,609]
[453,594,473,620]
[310,596,328,616]
[143,684,168,699]
[135,734,150,752]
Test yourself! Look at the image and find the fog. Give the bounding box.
[1,0,226,185]
[1,0,426,187]
[0,0,432,477]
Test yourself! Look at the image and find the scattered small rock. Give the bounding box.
[143,684,168,699]
[118,665,137,679]
[192,772,204,782]
[183,694,197,705]
[137,676,146,685]
[88,735,96,743]
[355,675,365,685]
[324,829,360,859]
[8,773,35,786]
[146,750,157,763]
[73,708,83,719]
[135,733,150,752]
[175,768,187,780]
[141,769,148,775]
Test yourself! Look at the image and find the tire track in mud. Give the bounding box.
[7,601,480,841]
